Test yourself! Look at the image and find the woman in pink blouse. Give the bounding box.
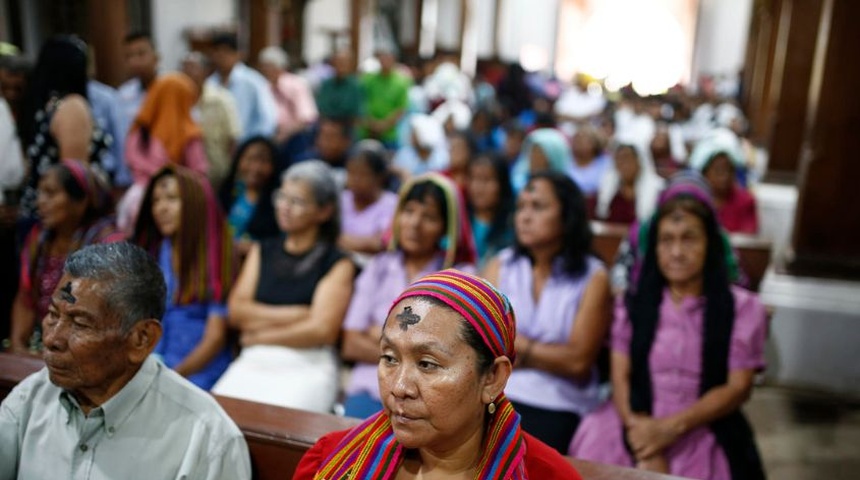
[569,178,767,479]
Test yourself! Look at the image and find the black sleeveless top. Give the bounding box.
[255,234,347,306]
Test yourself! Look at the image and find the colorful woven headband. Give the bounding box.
[389,269,517,362]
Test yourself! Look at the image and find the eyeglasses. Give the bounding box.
[272,191,310,209]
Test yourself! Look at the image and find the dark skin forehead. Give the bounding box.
[50,275,115,328]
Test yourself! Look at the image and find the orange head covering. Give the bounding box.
[132,73,202,163]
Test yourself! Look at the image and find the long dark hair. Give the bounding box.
[20,36,89,147]
[467,153,514,254]
[514,170,593,277]
[627,195,734,413]
[218,135,280,240]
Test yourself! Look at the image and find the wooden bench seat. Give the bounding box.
[0,352,690,479]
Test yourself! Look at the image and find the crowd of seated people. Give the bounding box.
[0,31,769,479]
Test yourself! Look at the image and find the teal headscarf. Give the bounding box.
[511,128,572,192]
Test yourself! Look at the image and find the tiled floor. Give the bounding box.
[745,385,860,480]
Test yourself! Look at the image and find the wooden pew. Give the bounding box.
[590,220,774,292]
[0,352,690,479]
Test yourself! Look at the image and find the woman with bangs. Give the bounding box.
[341,173,477,418]
[132,165,236,390]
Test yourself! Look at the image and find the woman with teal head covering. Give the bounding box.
[511,128,573,192]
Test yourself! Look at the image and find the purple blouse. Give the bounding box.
[340,190,398,239]
[343,251,475,399]
[569,286,768,479]
[496,248,605,415]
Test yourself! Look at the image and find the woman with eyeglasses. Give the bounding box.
[212,160,356,413]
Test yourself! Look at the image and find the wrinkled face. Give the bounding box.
[703,154,734,194]
[151,175,182,238]
[123,38,158,81]
[467,162,501,213]
[42,274,132,400]
[397,197,446,257]
[379,298,487,451]
[657,208,708,287]
[345,156,382,199]
[515,178,563,250]
[316,121,350,161]
[614,147,641,185]
[528,144,550,172]
[237,143,275,191]
[37,170,86,230]
[448,136,471,170]
[273,179,329,233]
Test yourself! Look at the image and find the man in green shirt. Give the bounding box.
[316,49,364,123]
[358,47,411,148]
[0,243,251,480]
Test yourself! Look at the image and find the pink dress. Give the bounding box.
[569,287,767,480]
[117,130,208,233]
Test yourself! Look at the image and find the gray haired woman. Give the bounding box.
[212,160,355,413]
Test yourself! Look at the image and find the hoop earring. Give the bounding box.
[487,402,496,415]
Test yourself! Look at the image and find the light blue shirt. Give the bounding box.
[392,145,450,176]
[208,63,277,141]
[88,80,132,187]
[0,355,251,480]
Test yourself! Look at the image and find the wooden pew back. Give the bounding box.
[0,352,689,480]
[590,221,774,292]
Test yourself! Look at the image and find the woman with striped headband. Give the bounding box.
[295,269,583,479]
[10,160,123,353]
[341,173,476,418]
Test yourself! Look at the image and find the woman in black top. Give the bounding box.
[212,160,356,413]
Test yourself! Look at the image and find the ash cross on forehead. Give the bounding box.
[60,281,76,304]
[396,306,421,331]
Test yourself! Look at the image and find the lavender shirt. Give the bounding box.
[569,287,767,479]
[340,190,399,239]
[496,248,605,415]
[343,251,475,399]
[570,153,611,196]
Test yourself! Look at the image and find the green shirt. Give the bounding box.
[358,71,411,143]
[0,355,251,480]
[316,75,364,121]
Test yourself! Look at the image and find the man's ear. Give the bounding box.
[126,319,162,364]
[481,356,513,405]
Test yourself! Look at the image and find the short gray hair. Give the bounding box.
[64,243,166,332]
[281,160,340,243]
[258,46,288,69]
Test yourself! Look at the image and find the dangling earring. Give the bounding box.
[487,402,496,415]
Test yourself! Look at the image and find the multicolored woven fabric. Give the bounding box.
[388,172,476,269]
[315,269,527,480]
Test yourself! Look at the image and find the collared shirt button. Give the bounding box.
[80,444,88,452]
[108,426,115,434]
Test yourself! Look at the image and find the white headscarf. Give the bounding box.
[596,134,665,222]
